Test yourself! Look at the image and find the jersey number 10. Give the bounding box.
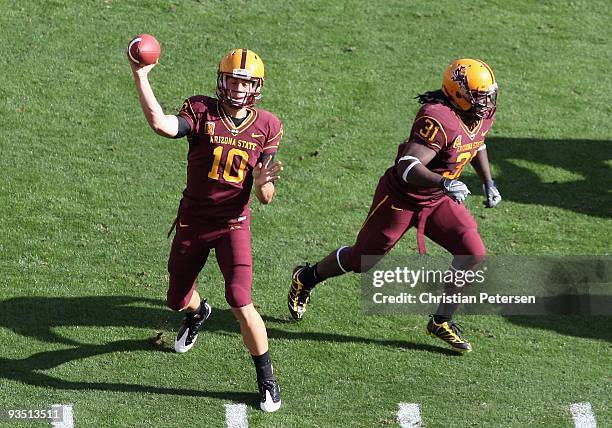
[208,146,249,184]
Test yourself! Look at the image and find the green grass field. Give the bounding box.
[1,0,611,426]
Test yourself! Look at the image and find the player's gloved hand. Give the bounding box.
[482,180,502,208]
[441,178,470,203]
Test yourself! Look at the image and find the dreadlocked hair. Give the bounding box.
[415,89,449,105]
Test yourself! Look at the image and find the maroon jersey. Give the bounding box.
[383,102,494,205]
[176,96,283,223]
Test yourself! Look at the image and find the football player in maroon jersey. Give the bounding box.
[129,48,283,411]
[288,59,501,353]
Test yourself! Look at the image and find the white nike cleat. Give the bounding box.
[258,378,281,412]
[174,300,212,353]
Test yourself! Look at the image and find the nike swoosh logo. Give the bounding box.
[252,133,264,138]
[391,205,403,211]
[179,221,190,228]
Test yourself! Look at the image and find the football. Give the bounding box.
[127,34,160,65]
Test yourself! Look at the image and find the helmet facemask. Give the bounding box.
[465,85,498,119]
[216,73,263,108]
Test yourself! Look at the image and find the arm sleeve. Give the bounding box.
[176,98,198,135]
[172,115,193,139]
[410,115,447,153]
[257,152,275,165]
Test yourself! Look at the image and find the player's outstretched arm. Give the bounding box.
[253,157,283,205]
[128,58,179,138]
[470,148,502,208]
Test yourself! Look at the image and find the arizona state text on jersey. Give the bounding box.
[177,95,283,223]
[383,102,494,205]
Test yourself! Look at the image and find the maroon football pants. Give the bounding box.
[347,181,486,272]
[167,219,253,310]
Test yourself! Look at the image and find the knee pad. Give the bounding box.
[453,229,486,268]
[225,283,252,308]
[166,292,191,312]
[166,274,197,311]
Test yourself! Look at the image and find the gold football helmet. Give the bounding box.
[442,59,497,119]
[217,48,265,108]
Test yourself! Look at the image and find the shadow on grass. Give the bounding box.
[0,339,258,403]
[0,296,257,404]
[0,295,174,346]
[504,315,612,342]
[0,295,454,400]
[232,312,459,356]
[0,296,447,353]
[467,137,612,218]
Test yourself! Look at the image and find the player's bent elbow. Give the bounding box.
[149,115,179,138]
[151,123,174,138]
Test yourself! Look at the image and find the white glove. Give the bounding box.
[483,180,502,208]
[441,178,471,203]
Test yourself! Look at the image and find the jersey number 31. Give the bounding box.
[442,150,477,180]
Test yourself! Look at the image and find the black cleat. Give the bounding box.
[426,315,472,353]
[174,300,212,353]
[288,265,313,320]
[258,378,281,412]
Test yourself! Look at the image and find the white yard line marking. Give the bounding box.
[398,402,422,427]
[570,402,597,428]
[51,404,74,428]
[225,403,248,428]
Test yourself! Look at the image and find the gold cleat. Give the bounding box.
[426,316,472,353]
[288,265,313,320]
